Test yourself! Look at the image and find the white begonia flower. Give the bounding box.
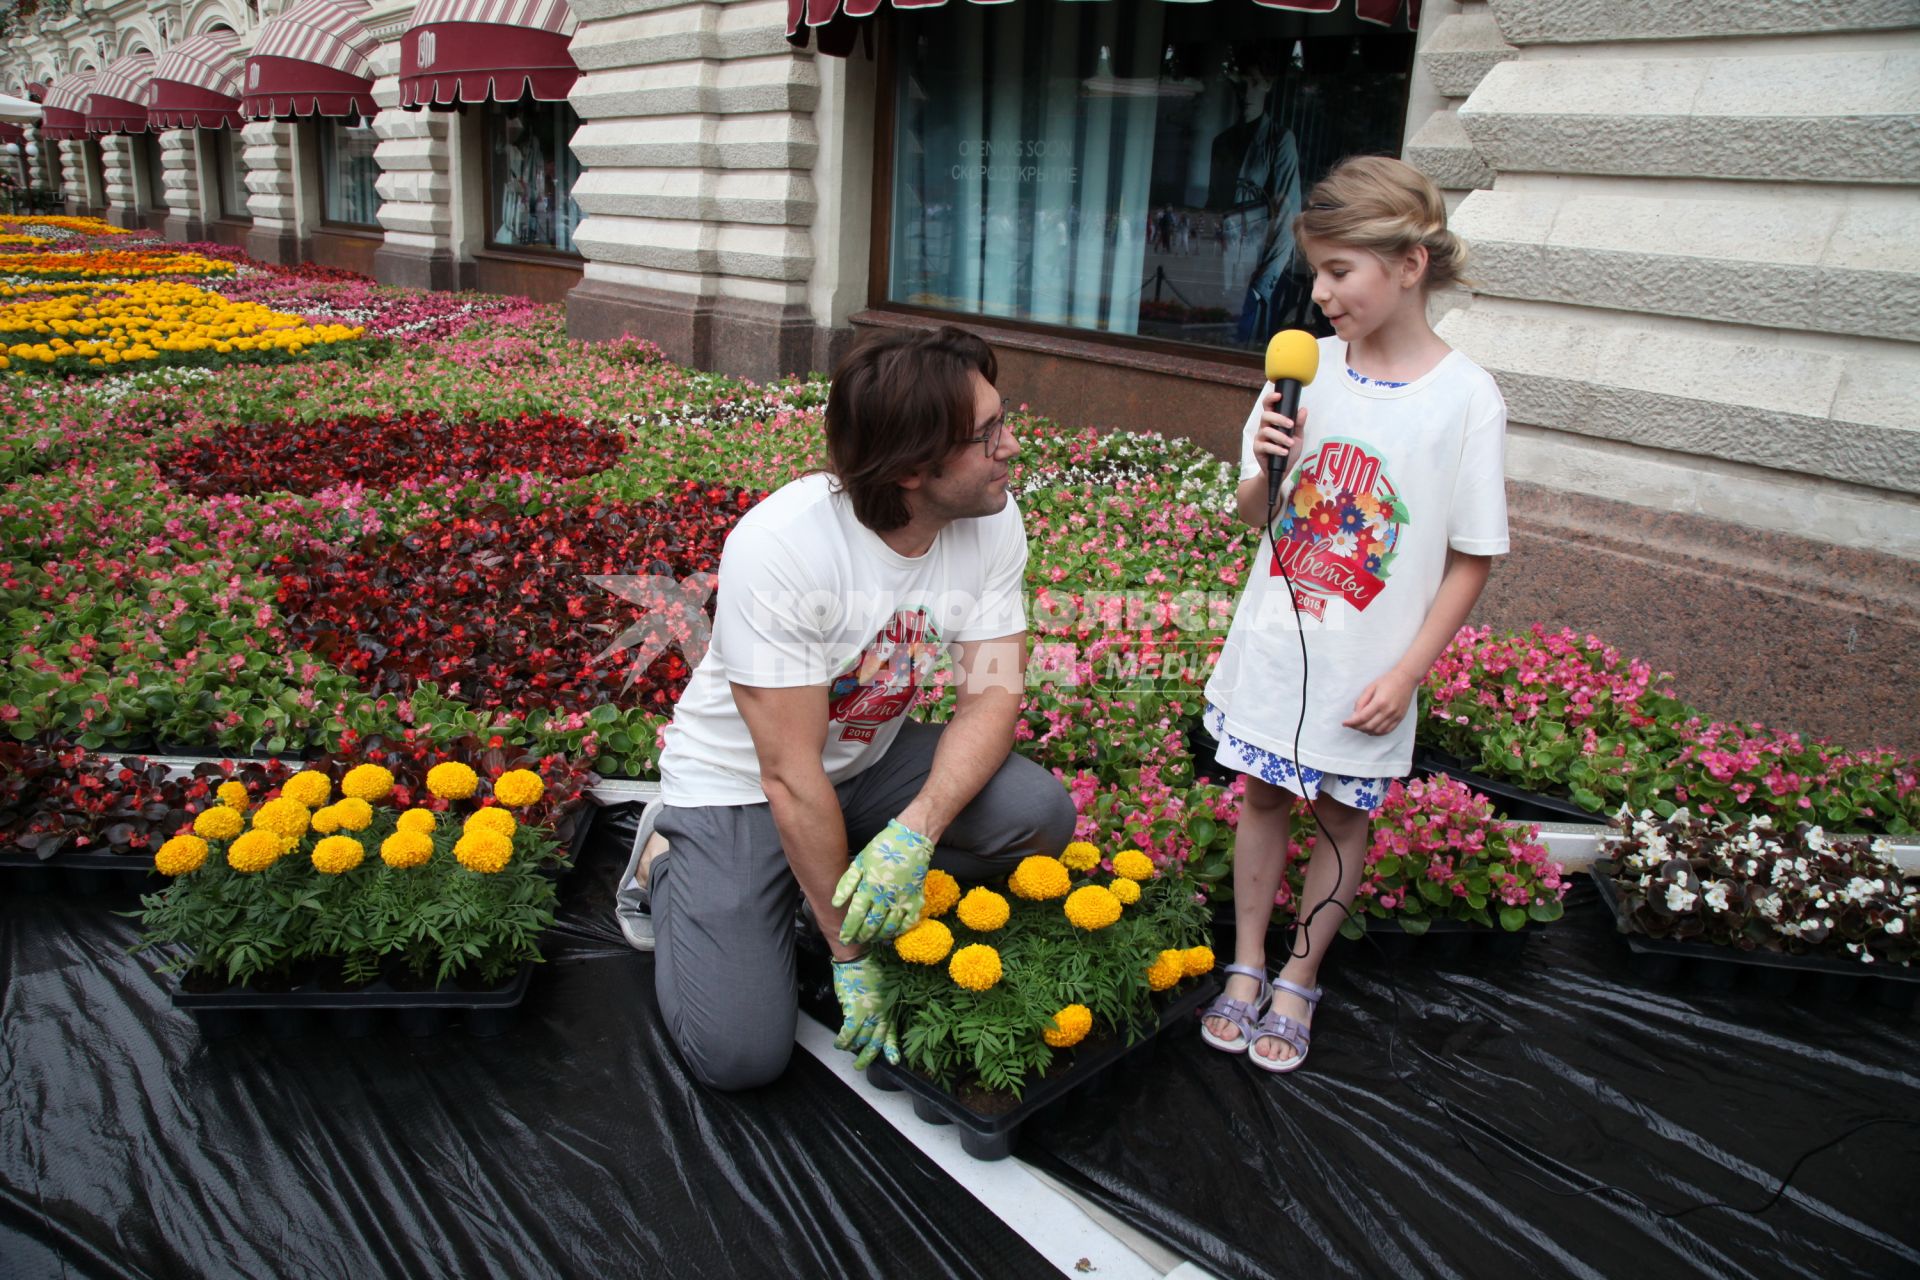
[1703,882,1731,912]
[1664,883,1698,913]
[1887,918,1906,936]
[1757,894,1783,920]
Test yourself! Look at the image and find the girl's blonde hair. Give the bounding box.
[1293,155,1467,291]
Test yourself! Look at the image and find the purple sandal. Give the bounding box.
[1249,977,1321,1074]
[1198,964,1272,1054]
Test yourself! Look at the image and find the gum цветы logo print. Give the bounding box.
[829,608,941,744]
[1268,438,1407,621]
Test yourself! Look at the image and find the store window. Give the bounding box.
[317,113,380,227]
[483,95,582,254]
[211,128,250,221]
[886,1,1415,355]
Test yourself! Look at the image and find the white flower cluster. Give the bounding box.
[84,364,221,407]
[1021,431,1235,507]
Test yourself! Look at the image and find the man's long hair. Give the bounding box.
[825,325,998,533]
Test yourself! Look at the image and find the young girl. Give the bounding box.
[1200,156,1509,1072]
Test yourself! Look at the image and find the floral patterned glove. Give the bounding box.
[831,954,900,1070]
[832,818,935,944]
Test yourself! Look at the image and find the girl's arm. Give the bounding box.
[1234,393,1304,529]
[1344,550,1492,736]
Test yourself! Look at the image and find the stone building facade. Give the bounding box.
[4,0,1918,745]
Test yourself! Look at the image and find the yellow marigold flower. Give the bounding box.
[1112,849,1157,881]
[310,805,342,835]
[492,768,545,808]
[1183,946,1216,977]
[380,830,435,869]
[191,806,244,840]
[340,763,395,801]
[893,919,954,965]
[1043,1004,1093,1049]
[1060,841,1101,873]
[464,807,517,839]
[454,829,512,874]
[155,834,209,876]
[252,796,310,841]
[427,761,479,800]
[332,797,374,832]
[949,943,1003,992]
[396,808,438,835]
[1008,854,1071,901]
[1110,877,1141,905]
[955,887,1011,932]
[227,829,282,873]
[311,836,366,875]
[282,770,333,808]
[1063,884,1123,931]
[1145,949,1186,992]
[922,868,961,918]
[216,780,251,811]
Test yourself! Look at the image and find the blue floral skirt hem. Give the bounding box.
[1202,702,1391,813]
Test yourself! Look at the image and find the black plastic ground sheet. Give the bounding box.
[0,813,1056,1280]
[1019,883,1920,1280]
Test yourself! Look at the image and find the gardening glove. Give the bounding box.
[831,953,900,1070]
[832,818,935,944]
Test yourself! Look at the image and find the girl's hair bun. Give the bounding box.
[1294,155,1468,291]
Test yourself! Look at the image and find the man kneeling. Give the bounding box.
[616,325,1076,1090]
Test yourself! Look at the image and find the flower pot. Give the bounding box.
[1591,871,1920,1011]
[863,976,1222,1162]
[1411,748,1607,827]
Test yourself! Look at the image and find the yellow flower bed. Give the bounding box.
[0,234,52,248]
[0,279,362,372]
[0,214,129,237]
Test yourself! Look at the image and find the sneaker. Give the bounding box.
[614,798,664,952]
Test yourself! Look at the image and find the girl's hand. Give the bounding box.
[1251,389,1305,468]
[1344,669,1418,736]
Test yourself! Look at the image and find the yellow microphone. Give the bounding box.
[1263,329,1320,514]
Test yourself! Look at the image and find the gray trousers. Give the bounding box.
[652,718,1078,1091]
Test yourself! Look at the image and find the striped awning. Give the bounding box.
[242,0,381,119]
[0,123,23,146]
[790,0,1420,54]
[150,30,247,129]
[399,0,579,108]
[86,51,157,134]
[39,72,98,141]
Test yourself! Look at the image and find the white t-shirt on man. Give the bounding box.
[1203,337,1509,778]
[659,472,1028,806]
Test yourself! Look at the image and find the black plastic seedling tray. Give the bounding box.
[864,975,1222,1161]
[172,961,537,1040]
[1591,871,1918,1010]
[1210,901,1539,964]
[1411,747,1608,826]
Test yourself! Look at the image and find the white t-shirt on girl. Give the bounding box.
[660,472,1028,806]
[1203,336,1509,778]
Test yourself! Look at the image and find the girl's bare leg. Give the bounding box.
[1204,775,1294,1045]
[1258,794,1371,1064]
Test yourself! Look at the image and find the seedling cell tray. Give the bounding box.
[172,962,537,1040]
[1591,871,1918,1010]
[864,975,1221,1161]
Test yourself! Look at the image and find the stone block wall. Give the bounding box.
[159,129,204,241]
[243,121,301,264]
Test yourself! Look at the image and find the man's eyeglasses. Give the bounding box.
[963,398,1012,458]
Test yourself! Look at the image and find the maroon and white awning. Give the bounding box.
[24,83,48,103]
[86,51,157,134]
[0,123,23,146]
[789,0,1420,54]
[39,72,98,141]
[399,0,579,108]
[242,0,381,119]
[150,30,247,129]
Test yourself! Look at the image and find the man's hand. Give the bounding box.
[1344,668,1419,736]
[831,953,899,1070]
[832,818,934,944]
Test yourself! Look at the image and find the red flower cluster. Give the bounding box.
[163,411,630,497]
[0,745,289,860]
[276,485,760,716]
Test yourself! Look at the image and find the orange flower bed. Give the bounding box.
[0,214,129,238]
[0,249,236,280]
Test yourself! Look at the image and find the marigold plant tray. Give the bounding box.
[864,975,1221,1161]
[171,961,537,1040]
[1591,871,1918,1009]
[1412,747,1607,827]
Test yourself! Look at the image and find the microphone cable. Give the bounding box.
[1249,432,1911,1222]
